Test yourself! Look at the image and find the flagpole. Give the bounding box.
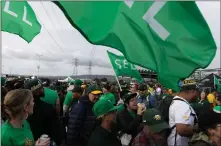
[107,51,122,91]
[115,75,122,91]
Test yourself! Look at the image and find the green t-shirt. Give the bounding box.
[1,120,35,146]
[63,91,73,106]
[41,87,59,107]
[129,111,136,118]
[99,92,116,105]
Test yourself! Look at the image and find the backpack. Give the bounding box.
[157,95,175,123]
[158,96,198,145]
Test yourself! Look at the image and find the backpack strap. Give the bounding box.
[171,98,197,146]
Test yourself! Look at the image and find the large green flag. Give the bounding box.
[214,75,221,92]
[107,51,143,83]
[1,1,41,43]
[54,1,216,90]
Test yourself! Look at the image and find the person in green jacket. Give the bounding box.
[100,84,116,105]
[1,89,50,146]
[191,91,210,116]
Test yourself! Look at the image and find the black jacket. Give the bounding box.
[66,95,96,146]
[117,108,143,142]
[27,98,62,145]
[88,126,121,146]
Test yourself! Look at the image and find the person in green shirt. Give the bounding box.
[63,91,73,114]
[41,87,60,115]
[63,80,83,114]
[1,89,50,146]
[63,86,83,115]
[100,84,116,105]
[41,79,60,116]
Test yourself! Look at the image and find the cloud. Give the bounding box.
[1,1,220,76]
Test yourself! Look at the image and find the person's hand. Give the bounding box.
[137,103,146,115]
[35,138,50,146]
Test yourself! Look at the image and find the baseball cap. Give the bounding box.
[74,79,83,86]
[198,109,221,131]
[213,106,221,113]
[123,92,137,103]
[143,108,169,133]
[93,99,119,117]
[179,79,199,91]
[138,84,147,91]
[24,78,43,92]
[87,85,102,95]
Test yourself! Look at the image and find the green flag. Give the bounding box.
[214,75,221,92]
[1,1,41,43]
[107,51,143,83]
[54,1,216,91]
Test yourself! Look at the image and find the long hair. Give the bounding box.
[3,89,33,120]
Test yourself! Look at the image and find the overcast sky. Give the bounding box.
[2,1,220,76]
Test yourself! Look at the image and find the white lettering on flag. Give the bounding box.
[22,6,32,26]
[124,1,170,41]
[4,1,18,18]
[143,2,170,41]
[115,59,122,69]
[124,0,134,8]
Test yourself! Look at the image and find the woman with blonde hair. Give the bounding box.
[1,89,50,146]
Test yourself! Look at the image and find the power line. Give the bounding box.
[36,15,64,52]
[51,3,63,30]
[40,1,65,44]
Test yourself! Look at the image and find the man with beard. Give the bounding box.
[24,79,62,145]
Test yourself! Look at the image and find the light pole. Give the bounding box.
[36,54,43,78]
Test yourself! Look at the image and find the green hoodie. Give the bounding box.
[189,132,216,146]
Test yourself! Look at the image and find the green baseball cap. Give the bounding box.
[86,85,102,95]
[93,99,119,117]
[143,108,169,133]
[74,79,83,86]
[213,106,221,113]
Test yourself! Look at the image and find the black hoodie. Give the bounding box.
[27,97,62,145]
[66,95,96,146]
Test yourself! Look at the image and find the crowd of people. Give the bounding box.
[1,76,221,146]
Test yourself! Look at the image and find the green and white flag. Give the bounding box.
[107,51,143,83]
[54,1,216,91]
[214,75,221,92]
[1,1,41,43]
